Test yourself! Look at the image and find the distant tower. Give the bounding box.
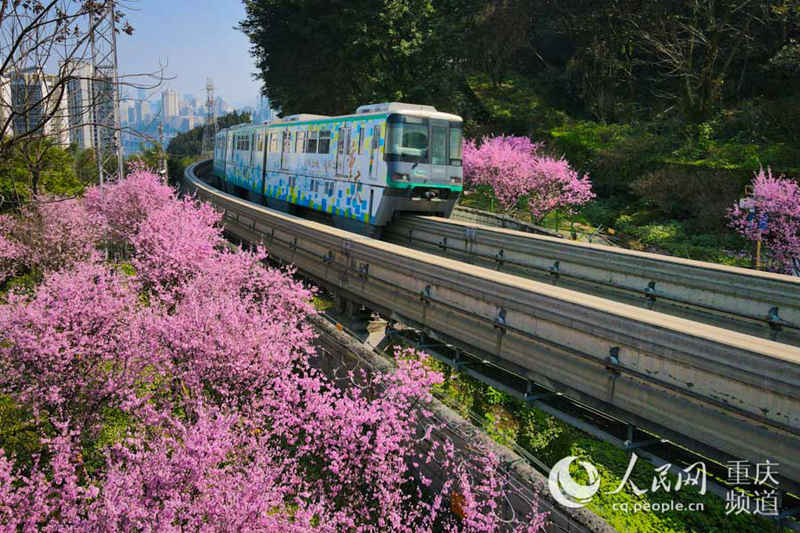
[201,78,216,157]
[89,1,124,188]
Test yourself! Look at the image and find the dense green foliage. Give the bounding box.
[422,356,787,533]
[164,112,251,184]
[0,140,97,209]
[241,1,800,125]
[240,1,800,259]
[166,111,251,159]
[240,1,477,116]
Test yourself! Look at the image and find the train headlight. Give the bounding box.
[450,176,462,185]
[392,173,409,182]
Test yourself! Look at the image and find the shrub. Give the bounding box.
[631,166,749,231]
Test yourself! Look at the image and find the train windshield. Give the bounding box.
[386,114,462,166]
[386,116,429,159]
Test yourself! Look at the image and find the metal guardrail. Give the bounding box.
[186,160,800,490]
[386,215,800,345]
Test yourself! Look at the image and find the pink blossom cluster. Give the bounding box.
[0,171,545,531]
[728,167,800,273]
[463,135,595,220]
[0,198,102,284]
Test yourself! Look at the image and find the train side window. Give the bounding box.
[357,126,364,154]
[307,130,318,153]
[318,129,331,153]
[295,131,305,153]
[269,132,279,153]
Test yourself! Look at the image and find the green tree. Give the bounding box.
[167,111,251,158]
[72,146,98,186]
[0,138,83,207]
[127,143,166,173]
[239,0,478,115]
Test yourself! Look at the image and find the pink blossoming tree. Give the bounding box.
[728,168,800,274]
[463,135,595,223]
[0,171,546,531]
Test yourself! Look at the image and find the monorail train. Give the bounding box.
[212,102,463,235]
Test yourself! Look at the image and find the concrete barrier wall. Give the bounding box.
[386,216,800,344]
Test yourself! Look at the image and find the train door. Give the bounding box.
[226,132,235,181]
[428,119,449,184]
[369,123,380,178]
[219,134,227,176]
[280,130,290,170]
[336,126,350,176]
[260,130,269,196]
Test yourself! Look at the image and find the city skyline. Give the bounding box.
[116,0,261,109]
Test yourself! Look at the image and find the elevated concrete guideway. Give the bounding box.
[185,160,800,491]
[386,214,800,345]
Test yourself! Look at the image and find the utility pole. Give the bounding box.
[89,1,124,193]
[201,77,216,158]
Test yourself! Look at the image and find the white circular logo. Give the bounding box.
[548,456,601,508]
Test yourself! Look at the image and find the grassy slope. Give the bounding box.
[425,358,785,533]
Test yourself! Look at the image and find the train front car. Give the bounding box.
[371,103,463,226]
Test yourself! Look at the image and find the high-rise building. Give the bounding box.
[61,60,117,152]
[10,67,69,145]
[135,100,152,125]
[63,60,95,149]
[118,101,135,126]
[179,99,191,116]
[255,95,274,124]
[161,89,178,119]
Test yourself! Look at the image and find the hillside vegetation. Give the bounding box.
[241,0,800,265]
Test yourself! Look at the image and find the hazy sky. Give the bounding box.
[116,0,261,107]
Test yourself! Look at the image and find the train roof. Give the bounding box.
[217,103,461,134]
[262,102,461,128]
